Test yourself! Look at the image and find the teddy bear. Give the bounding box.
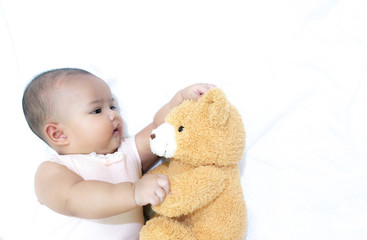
[139,88,247,240]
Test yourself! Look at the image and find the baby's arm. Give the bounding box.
[35,161,169,219]
[135,83,216,173]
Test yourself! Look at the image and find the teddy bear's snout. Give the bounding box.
[150,123,177,158]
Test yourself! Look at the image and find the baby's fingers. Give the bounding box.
[190,83,217,100]
[156,174,170,194]
[195,84,216,95]
[152,187,166,206]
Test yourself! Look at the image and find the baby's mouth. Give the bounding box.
[113,124,120,135]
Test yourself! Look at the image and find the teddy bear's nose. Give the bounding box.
[150,133,156,140]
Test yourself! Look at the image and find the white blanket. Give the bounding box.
[0,0,366,239]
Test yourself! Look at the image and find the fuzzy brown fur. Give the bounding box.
[140,88,247,240]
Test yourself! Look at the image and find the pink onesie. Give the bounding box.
[31,137,144,240]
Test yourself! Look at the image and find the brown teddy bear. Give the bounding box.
[140,88,247,240]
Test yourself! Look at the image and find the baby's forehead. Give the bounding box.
[54,73,95,86]
[56,74,109,92]
[55,74,112,100]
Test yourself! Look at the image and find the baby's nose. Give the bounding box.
[109,110,117,120]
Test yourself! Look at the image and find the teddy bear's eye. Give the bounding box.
[178,126,184,132]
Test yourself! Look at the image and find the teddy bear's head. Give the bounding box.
[150,88,245,167]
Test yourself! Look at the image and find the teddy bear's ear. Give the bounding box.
[200,88,230,127]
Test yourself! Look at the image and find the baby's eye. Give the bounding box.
[110,105,117,111]
[92,108,102,114]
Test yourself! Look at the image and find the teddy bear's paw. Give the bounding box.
[140,217,195,240]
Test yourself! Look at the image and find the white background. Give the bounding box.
[1,0,366,239]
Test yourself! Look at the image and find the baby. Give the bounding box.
[22,68,214,240]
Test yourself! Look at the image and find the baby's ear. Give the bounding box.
[44,123,69,146]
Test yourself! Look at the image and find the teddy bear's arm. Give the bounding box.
[152,166,226,217]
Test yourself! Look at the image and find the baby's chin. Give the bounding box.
[96,143,120,155]
[110,138,122,153]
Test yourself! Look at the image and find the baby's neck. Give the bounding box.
[55,147,118,156]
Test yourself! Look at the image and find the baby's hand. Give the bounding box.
[133,174,170,206]
[180,83,216,101]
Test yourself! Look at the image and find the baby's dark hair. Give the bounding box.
[22,68,92,142]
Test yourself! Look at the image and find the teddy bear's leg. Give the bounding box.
[140,216,195,240]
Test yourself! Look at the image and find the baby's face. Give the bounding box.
[56,74,123,154]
